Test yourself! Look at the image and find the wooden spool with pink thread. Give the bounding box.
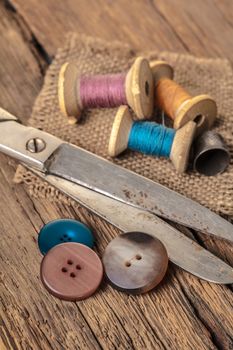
[58,57,154,124]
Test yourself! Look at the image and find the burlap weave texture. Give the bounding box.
[14,33,233,215]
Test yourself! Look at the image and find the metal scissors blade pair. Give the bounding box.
[0,108,232,284]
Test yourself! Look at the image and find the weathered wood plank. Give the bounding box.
[0,154,221,350]
[0,1,44,122]
[0,1,233,349]
[0,2,101,349]
[8,0,233,61]
[7,0,233,274]
[8,0,187,56]
[176,271,233,349]
[0,158,102,350]
[155,0,233,59]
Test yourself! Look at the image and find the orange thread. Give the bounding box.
[155,78,191,120]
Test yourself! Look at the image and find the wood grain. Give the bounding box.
[0,2,42,121]
[0,1,233,349]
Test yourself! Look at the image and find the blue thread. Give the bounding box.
[128,121,175,158]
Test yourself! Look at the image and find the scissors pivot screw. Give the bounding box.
[26,138,46,153]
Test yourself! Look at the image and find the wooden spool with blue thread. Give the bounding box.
[150,60,217,135]
[58,57,154,124]
[108,106,196,173]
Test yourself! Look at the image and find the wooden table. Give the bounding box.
[1,1,233,349]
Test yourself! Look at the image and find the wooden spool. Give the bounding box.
[58,57,154,124]
[108,106,196,173]
[150,60,217,135]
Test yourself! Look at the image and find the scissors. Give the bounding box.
[0,107,232,284]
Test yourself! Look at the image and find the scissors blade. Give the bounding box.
[0,109,232,242]
[29,168,233,284]
[46,144,233,243]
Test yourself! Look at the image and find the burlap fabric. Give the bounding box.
[14,33,233,216]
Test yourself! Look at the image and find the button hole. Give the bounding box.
[76,265,81,270]
[61,267,68,273]
[68,237,71,241]
[67,260,73,265]
[136,254,142,260]
[125,261,131,267]
[70,272,76,278]
[63,234,68,238]
[60,238,64,241]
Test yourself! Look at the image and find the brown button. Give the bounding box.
[40,243,103,301]
[103,232,168,294]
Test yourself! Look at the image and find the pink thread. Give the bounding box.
[79,73,127,108]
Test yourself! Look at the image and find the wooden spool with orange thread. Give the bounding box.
[58,57,154,124]
[150,61,217,135]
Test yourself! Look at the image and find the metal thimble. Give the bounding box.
[193,131,230,176]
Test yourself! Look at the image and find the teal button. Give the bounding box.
[38,219,94,255]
